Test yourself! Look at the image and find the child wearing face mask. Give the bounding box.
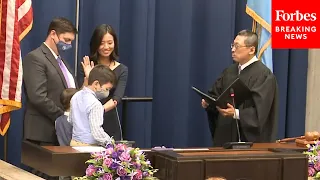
[69,64,117,146]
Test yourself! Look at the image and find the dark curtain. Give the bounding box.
[0,0,308,167]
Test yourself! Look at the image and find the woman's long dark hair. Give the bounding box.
[89,24,119,65]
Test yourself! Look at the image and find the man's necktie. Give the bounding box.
[238,65,242,75]
[57,56,71,88]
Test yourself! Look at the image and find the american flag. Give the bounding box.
[0,0,33,136]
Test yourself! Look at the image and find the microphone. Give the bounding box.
[222,88,253,149]
[230,88,241,142]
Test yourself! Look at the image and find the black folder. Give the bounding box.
[192,78,251,109]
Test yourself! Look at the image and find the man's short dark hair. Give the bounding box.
[47,17,78,35]
[237,29,258,54]
[60,88,78,111]
[88,64,117,86]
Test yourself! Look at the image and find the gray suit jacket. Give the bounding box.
[55,114,72,146]
[23,43,77,143]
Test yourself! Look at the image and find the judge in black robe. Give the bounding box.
[202,30,279,147]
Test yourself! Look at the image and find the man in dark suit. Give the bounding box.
[23,17,78,147]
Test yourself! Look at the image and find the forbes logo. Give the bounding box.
[275,10,317,21]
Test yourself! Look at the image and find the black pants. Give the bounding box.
[103,108,122,140]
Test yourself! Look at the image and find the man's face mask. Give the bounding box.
[53,34,72,53]
[56,41,72,52]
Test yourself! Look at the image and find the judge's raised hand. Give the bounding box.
[201,99,209,108]
[81,56,95,78]
[216,103,235,117]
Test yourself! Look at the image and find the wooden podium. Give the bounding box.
[21,141,308,179]
[21,141,90,176]
[153,148,308,180]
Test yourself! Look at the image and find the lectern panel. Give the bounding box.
[179,150,273,156]
[153,149,308,180]
[205,158,281,180]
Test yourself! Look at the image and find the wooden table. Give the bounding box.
[21,140,308,177]
[0,160,44,180]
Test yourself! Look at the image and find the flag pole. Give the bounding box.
[4,133,7,161]
[0,0,3,163]
[74,0,80,76]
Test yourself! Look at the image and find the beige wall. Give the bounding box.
[305,49,320,132]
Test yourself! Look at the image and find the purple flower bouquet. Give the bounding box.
[304,141,320,179]
[74,139,158,180]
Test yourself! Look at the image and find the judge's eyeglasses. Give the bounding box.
[231,43,250,49]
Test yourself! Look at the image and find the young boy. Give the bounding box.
[69,64,116,146]
[55,88,78,146]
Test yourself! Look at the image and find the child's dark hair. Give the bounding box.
[88,64,117,86]
[60,88,78,111]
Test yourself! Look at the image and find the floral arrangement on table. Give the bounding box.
[303,140,320,179]
[74,139,158,180]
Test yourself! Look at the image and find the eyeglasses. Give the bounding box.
[231,43,249,49]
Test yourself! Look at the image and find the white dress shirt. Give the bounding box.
[234,56,258,119]
[43,42,76,88]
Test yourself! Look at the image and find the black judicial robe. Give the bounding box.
[206,61,279,147]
